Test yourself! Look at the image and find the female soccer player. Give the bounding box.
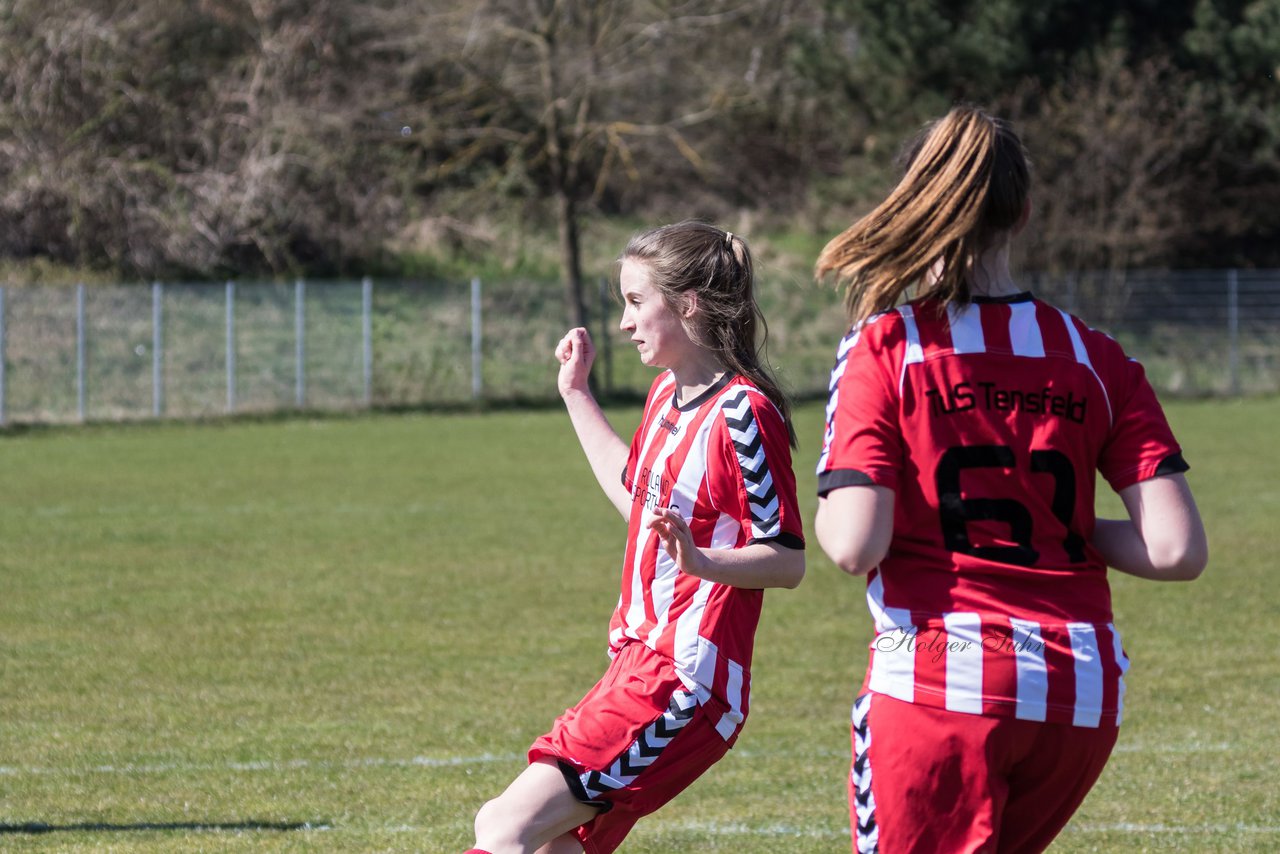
[466,221,805,854]
[813,107,1208,853]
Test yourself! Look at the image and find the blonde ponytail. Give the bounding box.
[816,107,1030,325]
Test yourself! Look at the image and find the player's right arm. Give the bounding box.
[556,327,631,518]
[815,485,895,577]
[1093,473,1208,581]
[814,315,903,577]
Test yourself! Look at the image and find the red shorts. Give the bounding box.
[850,692,1118,854]
[529,641,740,854]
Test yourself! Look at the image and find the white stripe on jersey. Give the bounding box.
[1057,308,1114,423]
[943,612,985,714]
[947,303,986,354]
[625,404,683,636]
[671,580,717,690]
[664,433,745,663]
[644,414,713,647]
[654,514,736,653]
[1010,618,1049,722]
[715,658,746,740]
[644,553,679,646]
[1069,623,1104,727]
[896,305,925,394]
[711,511,741,549]
[608,624,624,657]
[1111,623,1129,725]
[642,372,677,426]
[866,573,916,703]
[866,571,912,634]
[868,630,916,704]
[1008,301,1046,357]
[690,635,720,695]
[898,306,925,363]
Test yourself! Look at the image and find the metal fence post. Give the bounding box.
[76,283,86,421]
[0,285,6,426]
[226,281,236,413]
[295,278,306,408]
[471,277,482,399]
[152,282,163,417]
[1228,268,1240,395]
[362,277,373,407]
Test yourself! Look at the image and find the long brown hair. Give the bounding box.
[815,106,1031,325]
[621,221,796,447]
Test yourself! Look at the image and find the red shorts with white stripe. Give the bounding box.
[529,641,740,854]
[849,692,1117,854]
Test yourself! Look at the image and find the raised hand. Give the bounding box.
[555,327,596,398]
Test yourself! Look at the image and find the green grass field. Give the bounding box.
[2,398,1278,852]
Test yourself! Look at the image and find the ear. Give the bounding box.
[681,291,699,319]
[1013,197,1032,235]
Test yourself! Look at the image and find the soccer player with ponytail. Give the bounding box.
[814,107,1208,853]
[466,221,804,854]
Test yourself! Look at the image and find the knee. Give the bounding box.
[474,796,519,849]
[474,795,501,833]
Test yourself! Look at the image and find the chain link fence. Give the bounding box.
[0,270,1276,425]
[1027,269,1280,396]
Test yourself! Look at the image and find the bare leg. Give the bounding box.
[474,759,597,854]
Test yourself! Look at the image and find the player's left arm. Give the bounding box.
[1093,346,1208,581]
[1093,472,1208,581]
[648,507,804,589]
[654,390,806,589]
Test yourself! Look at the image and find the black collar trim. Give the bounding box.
[972,291,1034,304]
[673,372,733,411]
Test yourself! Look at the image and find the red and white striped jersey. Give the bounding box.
[611,371,804,739]
[818,293,1187,727]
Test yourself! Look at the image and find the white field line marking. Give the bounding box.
[0,752,522,778]
[734,741,1241,759]
[629,818,1280,839]
[1,822,336,834]
[1112,740,1234,754]
[642,819,848,839]
[370,819,1280,838]
[25,501,436,519]
[1067,823,1280,835]
[0,739,1242,778]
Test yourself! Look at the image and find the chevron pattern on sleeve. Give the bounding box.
[818,326,861,475]
[579,688,698,800]
[851,693,879,853]
[721,390,781,541]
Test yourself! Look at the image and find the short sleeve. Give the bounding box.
[1098,354,1188,492]
[709,390,804,550]
[816,317,905,497]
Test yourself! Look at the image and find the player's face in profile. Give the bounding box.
[619,260,697,371]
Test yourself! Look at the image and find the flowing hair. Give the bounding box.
[815,106,1031,325]
[620,221,797,447]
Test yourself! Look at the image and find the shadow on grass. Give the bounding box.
[0,820,331,835]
